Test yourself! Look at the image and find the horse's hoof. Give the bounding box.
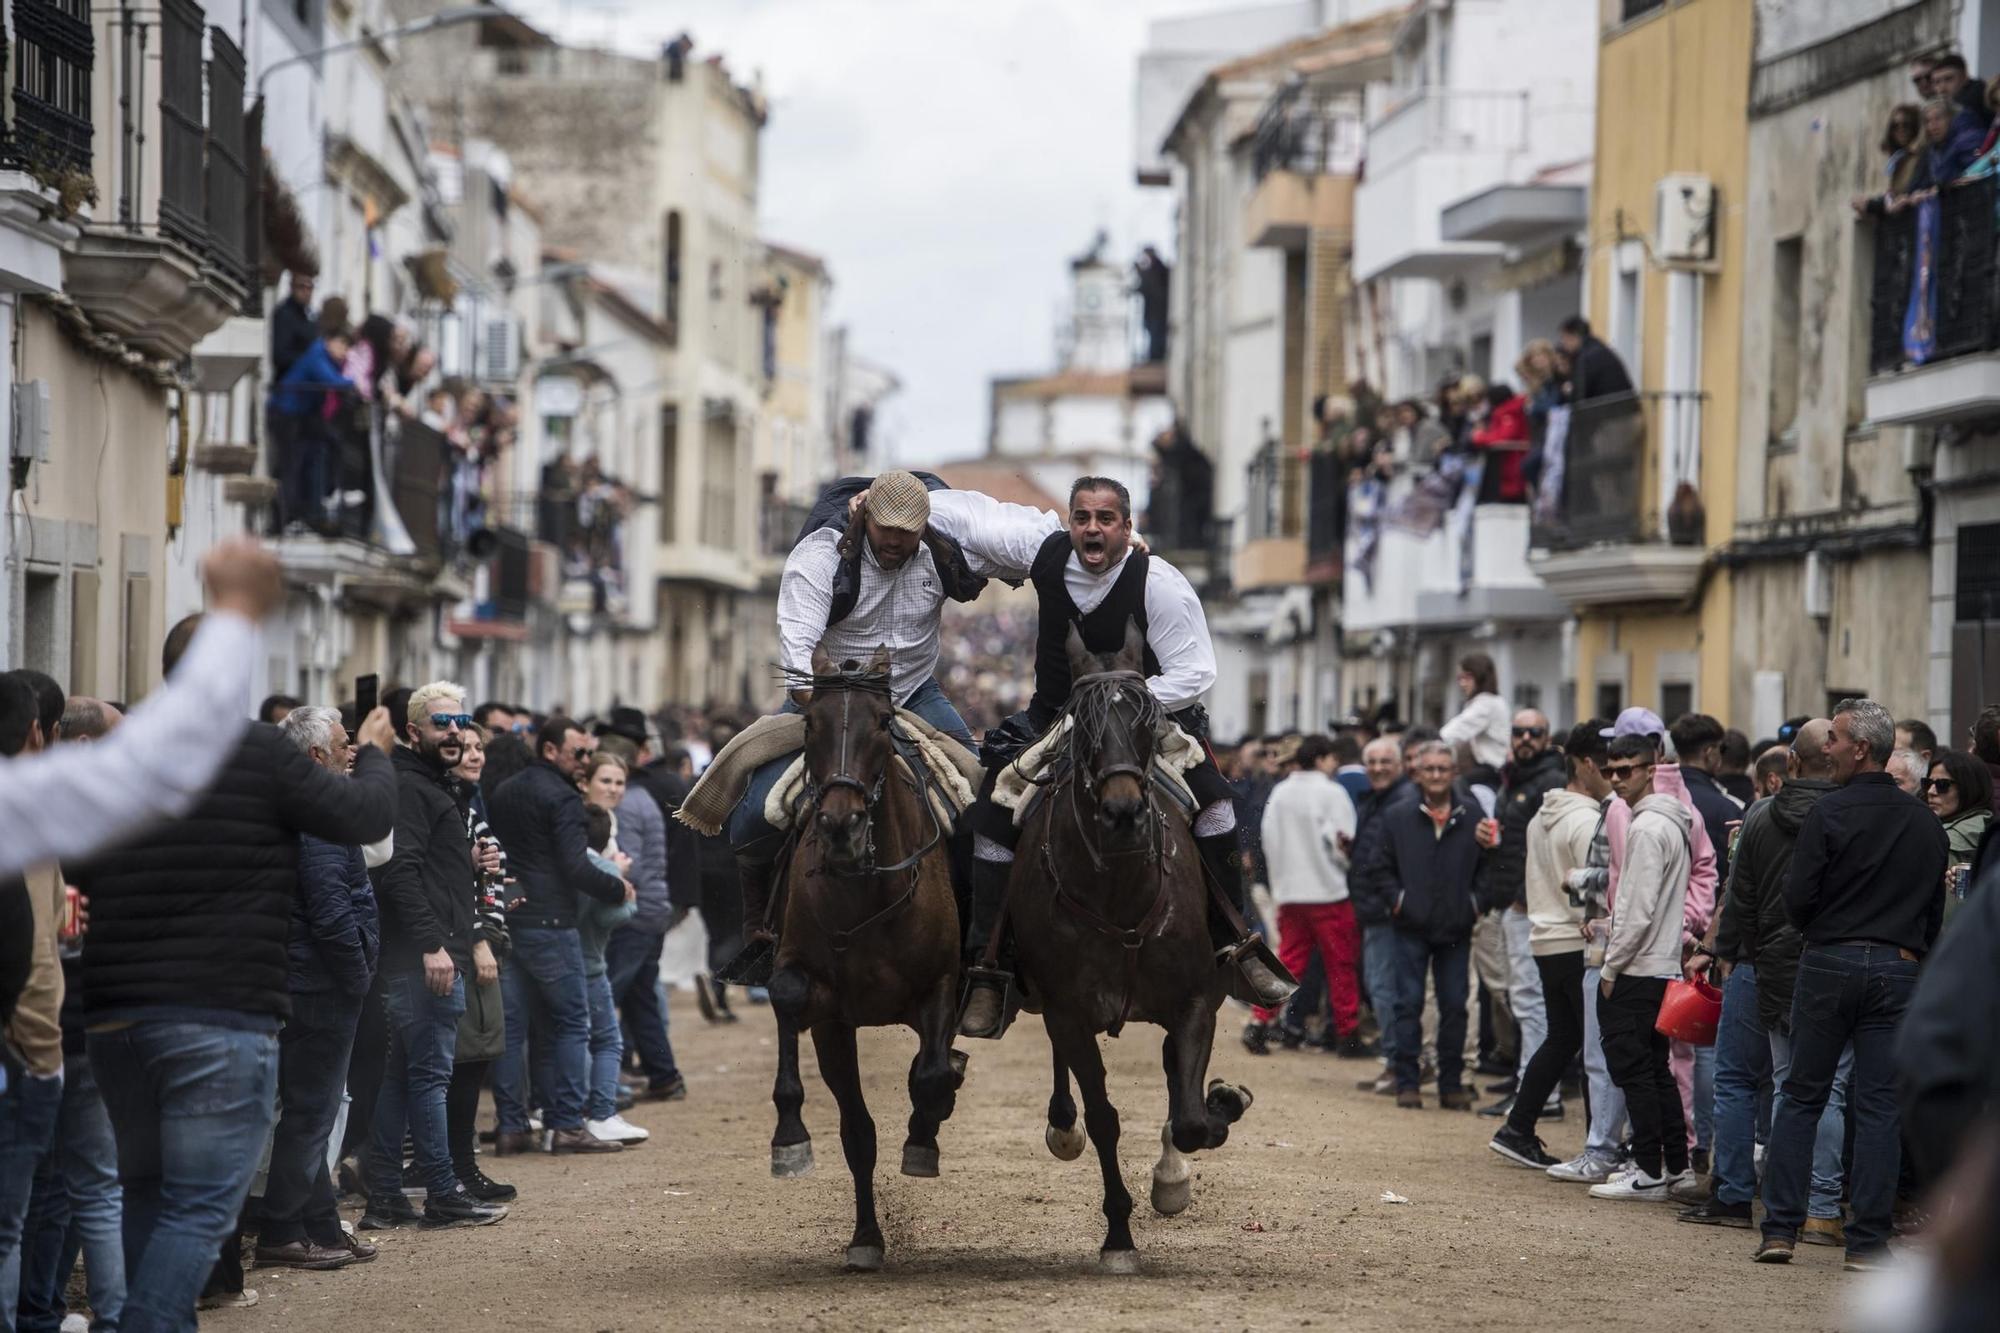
[1097,1248,1141,1275]
[1150,1173,1192,1216]
[1206,1079,1253,1120]
[900,1143,940,1178]
[771,1141,815,1178]
[844,1245,884,1273]
[1046,1123,1086,1161]
[948,1047,970,1079]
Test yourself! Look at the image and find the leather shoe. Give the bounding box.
[253,1240,354,1271]
[339,1233,378,1263]
[1439,1088,1476,1111]
[957,968,1013,1040]
[493,1131,539,1157]
[546,1126,623,1154]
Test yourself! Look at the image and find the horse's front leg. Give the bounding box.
[1151,1004,1209,1215]
[1050,1016,1136,1272]
[1046,1041,1083,1160]
[901,967,960,1177]
[769,966,813,1177]
[812,1020,883,1271]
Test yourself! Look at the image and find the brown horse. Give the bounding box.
[1006,622,1252,1273]
[765,645,964,1272]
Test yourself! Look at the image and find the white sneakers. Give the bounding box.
[1588,1166,1690,1202]
[1547,1151,1619,1184]
[587,1114,650,1145]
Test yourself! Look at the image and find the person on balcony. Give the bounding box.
[1900,98,1987,365]
[1470,382,1530,505]
[271,327,355,534]
[1852,105,1923,215]
[1930,53,1992,135]
[1556,316,1633,404]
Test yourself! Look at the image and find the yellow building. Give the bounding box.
[1531,0,1752,723]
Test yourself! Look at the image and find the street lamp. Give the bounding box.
[253,5,495,104]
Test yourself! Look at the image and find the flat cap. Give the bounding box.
[865,470,931,533]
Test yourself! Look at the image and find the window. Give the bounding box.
[1769,237,1803,442]
[23,570,60,676]
[122,575,152,702]
[1610,242,1644,383]
[1595,680,1623,720]
[1660,681,1693,725]
[1955,521,2000,622]
[662,211,682,345]
[659,404,679,544]
[69,569,98,696]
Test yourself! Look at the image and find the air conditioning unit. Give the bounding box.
[480,313,521,385]
[1655,173,1716,263]
[1803,548,1833,619]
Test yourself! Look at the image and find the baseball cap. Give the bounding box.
[1600,706,1665,740]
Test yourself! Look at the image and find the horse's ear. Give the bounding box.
[865,645,890,678]
[1065,623,1095,681]
[811,643,834,678]
[1115,617,1145,673]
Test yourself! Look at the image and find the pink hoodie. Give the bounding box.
[1603,765,1716,940]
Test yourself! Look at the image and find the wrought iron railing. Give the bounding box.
[7,0,94,178]
[156,0,206,250]
[1531,391,1705,552]
[1869,173,1998,375]
[205,27,249,287]
[1305,450,1344,581]
[759,496,812,558]
[390,416,447,565]
[1250,81,1364,181]
[1242,443,1304,542]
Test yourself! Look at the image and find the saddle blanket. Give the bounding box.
[676,708,981,837]
[991,717,1204,827]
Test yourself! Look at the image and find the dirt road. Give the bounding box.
[213,995,1844,1332]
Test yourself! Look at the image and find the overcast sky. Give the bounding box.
[509,0,1220,467]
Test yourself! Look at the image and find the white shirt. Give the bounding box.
[0,612,260,879]
[925,489,1218,711]
[1258,768,1358,905]
[1440,691,1512,771]
[776,528,951,705]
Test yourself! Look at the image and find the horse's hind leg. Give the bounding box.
[812,1021,884,1272]
[1051,1017,1136,1272]
[1046,1044,1084,1161]
[902,971,959,1178]
[769,969,813,1177]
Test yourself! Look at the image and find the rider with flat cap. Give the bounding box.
[925,475,1295,1038]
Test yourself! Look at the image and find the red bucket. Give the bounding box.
[1654,977,1723,1046]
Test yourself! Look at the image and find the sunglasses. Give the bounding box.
[1922,777,1955,794]
[569,745,595,761]
[1606,763,1650,780]
[430,713,474,731]
[1511,726,1547,738]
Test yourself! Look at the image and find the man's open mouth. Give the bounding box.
[1080,535,1107,561]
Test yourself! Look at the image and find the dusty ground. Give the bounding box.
[212,994,1847,1332]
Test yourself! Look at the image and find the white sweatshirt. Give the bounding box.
[1258,769,1358,906]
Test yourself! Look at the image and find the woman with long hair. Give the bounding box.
[576,754,646,1144]
[446,726,517,1203]
[1927,748,1994,934]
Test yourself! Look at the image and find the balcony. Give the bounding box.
[534,458,633,619]
[1863,174,2000,426]
[1304,450,1344,584]
[1351,89,1593,282]
[1527,392,1708,607]
[1244,84,1361,251]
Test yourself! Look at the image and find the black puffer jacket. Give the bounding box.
[289,835,379,997]
[1490,748,1567,910]
[372,745,476,974]
[1365,795,1489,946]
[1349,777,1415,925]
[73,727,395,1023]
[488,761,625,929]
[1713,778,1835,1035]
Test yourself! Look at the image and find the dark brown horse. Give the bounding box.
[766,645,964,1272]
[1007,622,1252,1272]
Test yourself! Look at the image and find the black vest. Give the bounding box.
[797,472,989,627]
[1027,531,1159,724]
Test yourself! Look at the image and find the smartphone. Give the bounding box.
[355,673,379,721]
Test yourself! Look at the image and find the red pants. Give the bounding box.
[1256,900,1361,1033]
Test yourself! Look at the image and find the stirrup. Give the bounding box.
[957,967,1015,1040]
[1218,937,1296,1008]
[715,935,775,987]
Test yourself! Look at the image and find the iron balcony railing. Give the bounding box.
[1530,390,1706,552]
[156,0,206,250]
[759,496,813,559]
[205,26,250,288]
[6,0,94,178]
[1868,172,1997,375]
[1250,81,1364,181]
[1242,443,1304,543]
[1305,450,1344,581]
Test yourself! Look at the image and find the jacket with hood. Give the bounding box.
[1349,777,1415,925]
[1524,789,1603,956]
[1259,769,1358,906]
[1491,748,1568,910]
[1602,792,1692,984]
[1714,778,1834,1034]
[1608,765,1718,941]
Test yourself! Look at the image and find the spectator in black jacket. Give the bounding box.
[1370,740,1488,1110]
[487,716,630,1155]
[1556,315,1634,403]
[1757,699,1948,1270]
[71,620,395,1331]
[258,707,383,1269]
[1483,710,1566,1117]
[1351,737,1414,1095]
[1669,712,1744,883]
[362,682,509,1231]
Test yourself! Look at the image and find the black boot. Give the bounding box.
[715,856,777,986]
[958,856,1016,1039]
[1194,831,1296,1008]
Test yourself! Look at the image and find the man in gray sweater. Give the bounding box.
[1590,733,1694,1202]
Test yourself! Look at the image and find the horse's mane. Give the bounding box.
[1063,668,1163,761]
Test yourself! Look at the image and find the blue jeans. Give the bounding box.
[726,677,972,861]
[1691,1041,1716,1153]
[584,973,623,1122]
[1709,963,1770,1205]
[88,1022,278,1333]
[494,927,591,1133]
[1362,923,1402,1067]
[369,972,465,1203]
[1390,931,1469,1095]
[1581,964,1628,1159]
[17,1051,124,1333]
[604,927,679,1088]
[1761,942,1914,1252]
[0,1066,65,1325]
[263,991,363,1244]
[1768,1027,1853,1221]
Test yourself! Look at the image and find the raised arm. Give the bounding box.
[925,488,1063,580]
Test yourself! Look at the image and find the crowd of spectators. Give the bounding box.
[1225,655,2000,1283]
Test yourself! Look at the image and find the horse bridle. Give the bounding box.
[1058,669,1162,873]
